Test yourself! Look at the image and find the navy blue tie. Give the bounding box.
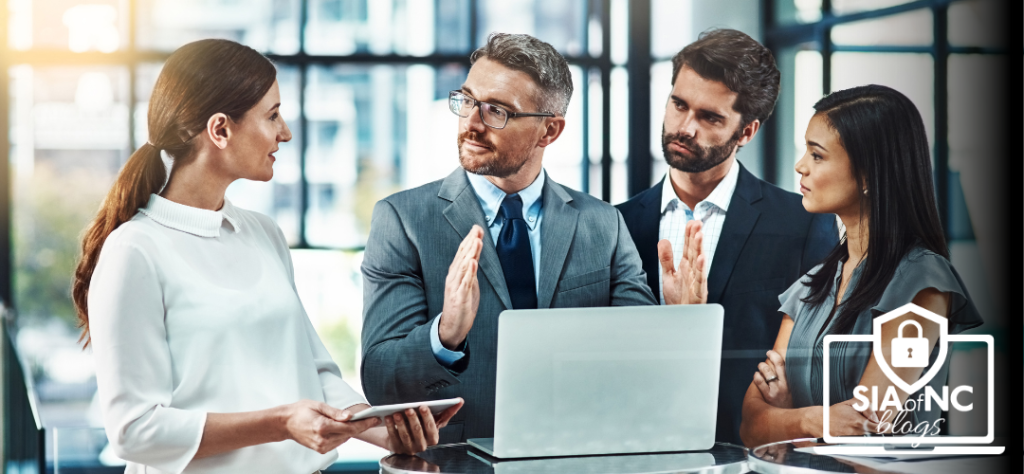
[496,194,537,309]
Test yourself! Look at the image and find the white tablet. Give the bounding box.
[349,398,462,421]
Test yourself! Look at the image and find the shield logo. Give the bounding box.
[872,303,948,394]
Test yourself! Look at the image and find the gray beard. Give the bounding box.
[458,132,531,178]
[460,151,530,178]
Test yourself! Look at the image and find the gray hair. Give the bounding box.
[470,32,573,117]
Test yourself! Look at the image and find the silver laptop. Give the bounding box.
[467,449,716,473]
[468,304,724,459]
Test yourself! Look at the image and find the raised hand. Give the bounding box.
[658,220,707,305]
[438,226,484,349]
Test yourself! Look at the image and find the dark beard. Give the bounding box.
[661,125,742,173]
[458,131,530,178]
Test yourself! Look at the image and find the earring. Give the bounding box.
[862,188,868,195]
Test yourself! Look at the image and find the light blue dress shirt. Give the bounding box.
[430,169,546,366]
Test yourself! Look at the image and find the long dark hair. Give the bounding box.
[802,84,948,334]
[72,39,277,346]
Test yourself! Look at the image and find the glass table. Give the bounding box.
[747,438,1012,474]
[380,442,749,474]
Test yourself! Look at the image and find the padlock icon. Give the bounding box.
[891,320,929,367]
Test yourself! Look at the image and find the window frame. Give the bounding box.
[0,0,619,305]
[761,0,1010,241]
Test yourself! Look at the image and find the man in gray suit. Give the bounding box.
[360,33,701,443]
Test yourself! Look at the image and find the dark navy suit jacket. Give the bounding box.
[615,163,837,445]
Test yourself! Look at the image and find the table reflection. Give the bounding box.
[381,442,748,474]
[748,438,1011,474]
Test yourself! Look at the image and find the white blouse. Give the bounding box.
[89,194,366,474]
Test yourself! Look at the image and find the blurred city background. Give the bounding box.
[0,0,1011,471]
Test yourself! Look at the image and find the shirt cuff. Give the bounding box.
[430,313,466,366]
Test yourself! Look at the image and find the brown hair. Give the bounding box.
[671,28,780,127]
[72,39,277,346]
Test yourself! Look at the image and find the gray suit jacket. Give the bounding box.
[360,167,657,442]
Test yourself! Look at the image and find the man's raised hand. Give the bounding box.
[658,220,708,305]
[438,225,484,349]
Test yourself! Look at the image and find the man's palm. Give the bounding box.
[439,226,484,349]
[658,220,707,305]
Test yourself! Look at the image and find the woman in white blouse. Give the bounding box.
[71,39,461,474]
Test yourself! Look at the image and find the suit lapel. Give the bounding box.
[635,180,664,303]
[439,168,513,310]
[706,164,762,304]
[537,179,579,309]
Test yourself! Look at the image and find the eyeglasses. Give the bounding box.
[448,90,554,130]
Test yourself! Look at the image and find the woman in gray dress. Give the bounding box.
[738,85,982,447]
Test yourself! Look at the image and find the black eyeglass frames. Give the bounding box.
[448,90,554,129]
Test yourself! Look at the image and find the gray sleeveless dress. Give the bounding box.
[778,246,983,426]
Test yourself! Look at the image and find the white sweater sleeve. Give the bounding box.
[301,311,367,410]
[89,241,206,474]
[264,216,366,411]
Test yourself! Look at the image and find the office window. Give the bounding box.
[10,64,132,413]
[830,9,933,46]
[477,0,587,55]
[772,45,822,193]
[772,0,823,25]
[948,0,1004,48]
[9,0,129,52]
[830,0,917,16]
[830,52,935,147]
[137,0,302,54]
[10,65,130,410]
[947,53,1004,319]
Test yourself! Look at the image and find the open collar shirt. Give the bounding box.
[658,161,739,304]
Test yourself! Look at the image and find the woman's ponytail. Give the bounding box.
[72,143,166,346]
